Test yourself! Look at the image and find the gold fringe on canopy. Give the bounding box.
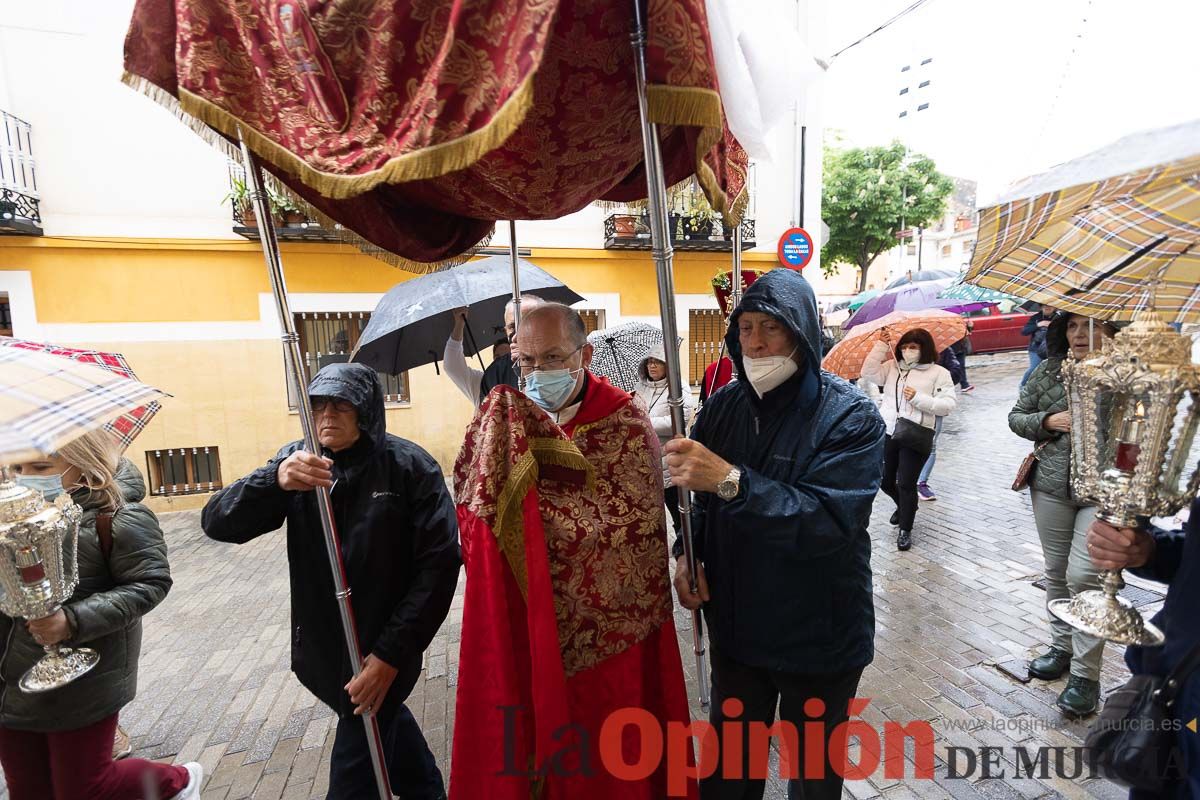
[122,72,495,274]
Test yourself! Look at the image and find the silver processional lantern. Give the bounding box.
[1052,311,1200,646]
[0,469,100,691]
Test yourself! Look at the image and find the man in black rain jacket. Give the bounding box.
[202,363,460,800]
[667,269,885,800]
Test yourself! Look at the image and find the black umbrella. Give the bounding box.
[353,255,584,374]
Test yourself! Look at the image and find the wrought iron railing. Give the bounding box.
[604,212,755,252]
[0,112,42,235]
[226,161,342,242]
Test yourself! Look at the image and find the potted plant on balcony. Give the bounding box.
[684,192,717,239]
[711,267,764,314]
[269,188,308,227]
[222,177,257,229]
[613,210,640,238]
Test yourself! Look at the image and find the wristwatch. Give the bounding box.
[715,467,742,501]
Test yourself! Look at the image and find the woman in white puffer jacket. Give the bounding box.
[632,342,696,534]
[861,328,956,552]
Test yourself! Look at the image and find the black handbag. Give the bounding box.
[1086,640,1200,792]
[892,378,935,453]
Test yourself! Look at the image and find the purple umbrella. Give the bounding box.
[843,283,993,329]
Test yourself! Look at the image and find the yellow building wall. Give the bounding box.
[1,237,781,513]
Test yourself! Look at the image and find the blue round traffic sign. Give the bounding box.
[777,227,814,270]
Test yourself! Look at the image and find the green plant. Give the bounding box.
[821,140,954,293]
[711,268,763,291]
[222,177,252,214]
[685,192,717,233]
[268,187,303,218]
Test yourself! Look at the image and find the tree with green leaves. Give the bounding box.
[821,141,954,294]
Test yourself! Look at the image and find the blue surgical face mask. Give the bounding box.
[524,368,581,412]
[15,473,66,501]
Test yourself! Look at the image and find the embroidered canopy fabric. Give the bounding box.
[123,0,748,270]
[451,383,695,798]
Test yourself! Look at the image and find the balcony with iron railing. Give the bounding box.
[226,161,343,243]
[603,166,756,252]
[0,112,42,236]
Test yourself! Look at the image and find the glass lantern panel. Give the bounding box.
[1094,385,1122,472]
[1161,389,1200,498]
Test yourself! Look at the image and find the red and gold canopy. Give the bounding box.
[124,0,748,270]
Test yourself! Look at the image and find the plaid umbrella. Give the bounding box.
[587,322,668,393]
[965,119,1200,323]
[0,343,170,463]
[822,310,967,380]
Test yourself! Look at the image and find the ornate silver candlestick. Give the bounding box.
[0,468,99,692]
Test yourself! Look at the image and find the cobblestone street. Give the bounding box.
[2,355,1160,799]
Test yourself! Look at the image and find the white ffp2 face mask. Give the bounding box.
[901,347,921,365]
[742,348,799,398]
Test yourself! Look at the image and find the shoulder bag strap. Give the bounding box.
[96,511,114,564]
[1159,640,1200,707]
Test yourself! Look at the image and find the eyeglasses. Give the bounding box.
[311,397,355,414]
[516,345,583,375]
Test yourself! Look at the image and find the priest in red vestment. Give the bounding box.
[451,303,697,800]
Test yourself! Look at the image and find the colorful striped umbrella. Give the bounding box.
[847,289,881,312]
[0,341,170,462]
[822,310,967,380]
[965,119,1200,323]
[843,283,991,329]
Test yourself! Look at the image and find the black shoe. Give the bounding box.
[896,529,912,551]
[1028,647,1072,680]
[890,510,900,526]
[1057,675,1100,717]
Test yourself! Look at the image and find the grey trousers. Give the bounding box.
[1030,489,1104,680]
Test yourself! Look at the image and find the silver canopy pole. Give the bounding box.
[509,220,523,332]
[509,220,526,390]
[629,0,709,709]
[731,224,744,310]
[236,134,393,800]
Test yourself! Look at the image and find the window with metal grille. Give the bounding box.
[688,309,727,387]
[577,309,606,336]
[0,296,11,337]
[289,312,409,407]
[146,447,222,497]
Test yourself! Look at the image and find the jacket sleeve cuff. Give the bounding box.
[62,604,82,644]
[245,457,286,491]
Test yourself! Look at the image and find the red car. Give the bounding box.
[962,306,1030,354]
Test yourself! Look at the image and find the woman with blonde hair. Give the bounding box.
[0,429,201,799]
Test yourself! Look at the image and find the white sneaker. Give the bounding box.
[168,762,204,800]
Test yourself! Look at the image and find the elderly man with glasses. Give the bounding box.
[202,362,460,800]
[450,303,696,799]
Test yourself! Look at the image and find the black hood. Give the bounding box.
[725,269,823,396]
[307,362,387,455]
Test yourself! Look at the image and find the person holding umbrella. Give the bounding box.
[2,429,201,800]
[861,328,957,551]
[202,363,460,799]
[443,295,546,406]
[633,340,696,534]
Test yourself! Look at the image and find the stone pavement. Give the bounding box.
[0,355,1161,799]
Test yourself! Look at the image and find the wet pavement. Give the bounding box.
[0,355,1157,799]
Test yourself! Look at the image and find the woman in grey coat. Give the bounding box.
[1,429,201,800]
[1009,312,1116,717]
